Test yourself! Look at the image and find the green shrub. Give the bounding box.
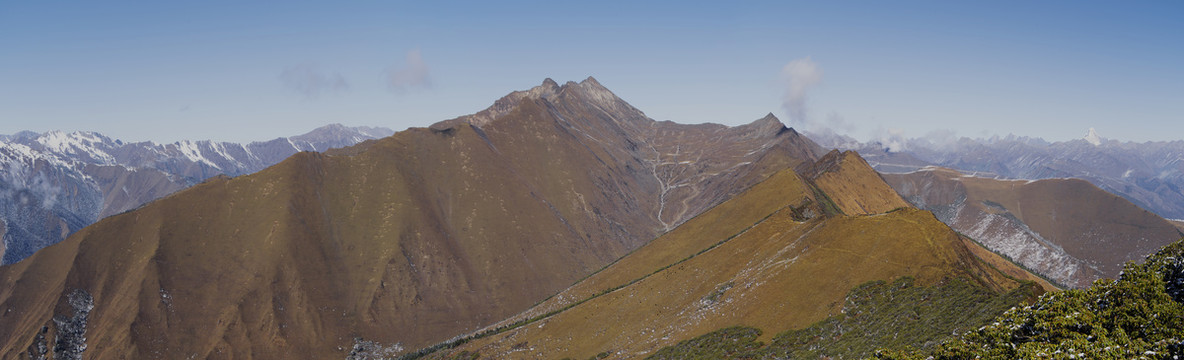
[878,239,1184,359]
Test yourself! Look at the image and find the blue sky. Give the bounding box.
[1,1,1181,143]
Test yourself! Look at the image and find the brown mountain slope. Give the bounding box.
[430,155,1036,360]
[884,167,1184,288]
[801,149,910,215]
[0,78,825,359]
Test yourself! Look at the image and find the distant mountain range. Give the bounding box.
[0,124,393,264]
[810,129,1184,221]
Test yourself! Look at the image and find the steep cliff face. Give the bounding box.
[0,78,823,359]
[885,166,1184,288]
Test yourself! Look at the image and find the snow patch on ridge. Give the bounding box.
[175,140,219,168]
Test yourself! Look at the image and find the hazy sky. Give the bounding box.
[2,1,1181,143]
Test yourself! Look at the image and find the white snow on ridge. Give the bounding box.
[175,140,219,168]
[1084,128,1102,146]
[35,131,116,165]
[209,142,244,169]
[1,140,84,171]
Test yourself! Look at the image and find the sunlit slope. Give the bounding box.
[469,168,818,332]
[0,78,825,359]
[436,154,1032,359]
[803,149,910,215]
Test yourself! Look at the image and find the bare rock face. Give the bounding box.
[885,166,1184,288]
[0,78,824,359]
[0,124,394,264]
[51,289,93,360]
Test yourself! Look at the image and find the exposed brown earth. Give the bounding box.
[0,78,826,359]
[885,166,1184,288]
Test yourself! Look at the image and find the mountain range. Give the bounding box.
[0,78,828,358]
[0,124,393,264]
[0,78,1177,359]
[810,131,1184,288]
[810,130,1184,221]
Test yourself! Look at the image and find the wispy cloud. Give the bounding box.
[280,64,349,99]
[873,127,909,152]
[780,57,823,127]
[387,49,432,93]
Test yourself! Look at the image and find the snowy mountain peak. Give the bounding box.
[1084,127,1102,146]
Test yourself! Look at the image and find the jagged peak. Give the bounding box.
[435,77,636,130]
[580,76,602,87]
[1084,127,1103,146]
[802,149,873,179]
[755,113,787,128]
[525,78,561,99]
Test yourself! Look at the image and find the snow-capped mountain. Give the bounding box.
[810,129,1184,221]
[0,124,393,264]
[1084,127,1103,146]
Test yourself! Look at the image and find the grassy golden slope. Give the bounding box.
[434,154,1033,359]
[0,79,824,359]
[468,168,818,333]
[803,150,910,215]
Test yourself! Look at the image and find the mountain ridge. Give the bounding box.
[885,166,1184,288]
[0,124,394,264]
[0,78,826,359]
[809,131,1184,220]
[427,151,1039,359]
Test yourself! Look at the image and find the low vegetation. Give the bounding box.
[877,238,1184,359]
[645,276,1037,359]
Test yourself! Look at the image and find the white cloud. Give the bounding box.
[387,49,432,92]
[873,127,909,153]
[780,57,823,127]
[280,64,349,99]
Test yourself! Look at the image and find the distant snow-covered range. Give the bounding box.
[809,128,1184,221]
[0,124,393,264]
